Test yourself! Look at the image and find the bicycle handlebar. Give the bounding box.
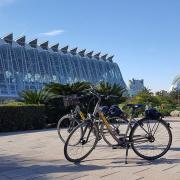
[82,87,119,100]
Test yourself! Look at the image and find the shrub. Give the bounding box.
[121,104,145,118]
[158,108,172,116]
[0,105,46,132]
[44,96,94,125]
[44,97,67,125]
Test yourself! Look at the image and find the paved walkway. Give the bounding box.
[0,117,180,180]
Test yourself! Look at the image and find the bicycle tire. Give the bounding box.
[64,121,99,163]
[57,114,80,143]
[130,118,172,160]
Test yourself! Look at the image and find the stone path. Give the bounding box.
[0,117,180,180]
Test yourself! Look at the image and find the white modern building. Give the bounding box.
[170,75,180,91]
[0,33,126,98]
[128,79,144,96]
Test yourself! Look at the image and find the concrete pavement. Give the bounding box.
[0,117,180,180]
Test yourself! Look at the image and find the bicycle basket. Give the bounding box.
[63,95,80,108]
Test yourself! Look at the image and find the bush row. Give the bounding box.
[0,101,177,132]
[0,105,46,132]
[0,98,78,132]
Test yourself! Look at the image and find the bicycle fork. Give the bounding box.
[80,122,93,145]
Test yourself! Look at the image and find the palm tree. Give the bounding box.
[96,81,127,104]
[44,81,91,96]
[70,81,91,94]
[43,82,92,114]
[96,81,125,97]
[44,83,72,96]
[20,89,53,104]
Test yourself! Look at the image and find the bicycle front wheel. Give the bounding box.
[130,118,172,160]
[64,120,99,163]
[57,115,80,143]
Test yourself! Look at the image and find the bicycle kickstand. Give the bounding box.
[125,143,130,164]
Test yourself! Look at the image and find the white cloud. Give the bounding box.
[0,0,14,6]
[40,30,64,36]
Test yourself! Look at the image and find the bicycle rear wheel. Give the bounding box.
[57,115,80,143]
[64,120,99,163]
[130,118,172,160]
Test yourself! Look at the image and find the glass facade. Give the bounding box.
[0,37,126,98]
[170,75,180,91]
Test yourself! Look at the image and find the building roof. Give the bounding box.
[0,33,115,62]
[40,41,48,50]
[29,39,38,48]
[61,45,68,53]
[78,49,86,57]
[51,43,59,52]
[94,52,101,59]
[3,33,13,44]
[16,36,26,46]
[70,47,78,55]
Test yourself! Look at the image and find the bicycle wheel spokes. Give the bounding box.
[131,119,172,160]
[64,122,98,162]
[101,117,129,146]
[57,115,79,143]
[67,120,79,133]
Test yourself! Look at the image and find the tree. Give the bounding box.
[169,88,180,104]
[20,89,52,104]
[155,90,169,97]
[155,91,172,106]
[44,81,91,96]
[130,88,160,107]
[141,87,153,95]
[96,81,127,104]
[96,81,125,96]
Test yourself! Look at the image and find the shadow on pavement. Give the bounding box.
[0,154,106,177]
[83,156,180,168]
[1,152,180,179]
[169,147,180,151]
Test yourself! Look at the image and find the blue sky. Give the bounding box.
[0,0,179,92]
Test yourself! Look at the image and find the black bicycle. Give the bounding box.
[64,88,172,164]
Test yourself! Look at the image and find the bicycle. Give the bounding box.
[57,95,129,146]
[57,94,90,143]
[64,87,172,164]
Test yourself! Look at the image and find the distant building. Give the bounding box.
[128,79,144,96]
[170,75,180,91]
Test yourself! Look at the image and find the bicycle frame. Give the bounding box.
[76,90,159,147]
[92,93,124,143]
[91,92,153,146]
[73,105,86,121]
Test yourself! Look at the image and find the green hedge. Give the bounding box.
[45,98,69,125]
[0,105,46,132]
